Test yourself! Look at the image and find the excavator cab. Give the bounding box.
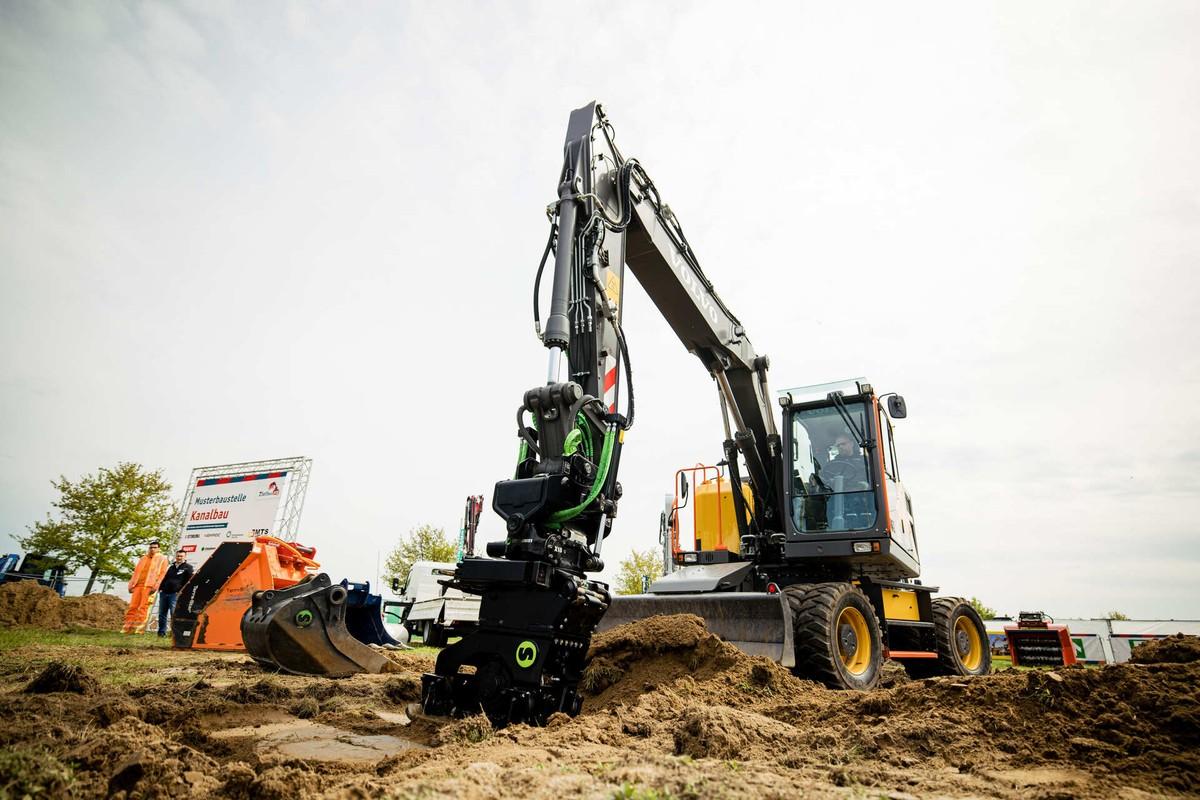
[778,378,920,580]
[665,379,917,581]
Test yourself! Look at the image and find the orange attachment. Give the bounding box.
[180,536,319,652]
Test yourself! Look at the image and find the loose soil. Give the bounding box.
[0,614,1197,799]
[0,582,127,630]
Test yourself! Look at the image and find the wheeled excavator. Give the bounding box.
[245,103,990,726]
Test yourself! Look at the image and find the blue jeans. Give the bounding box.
[157,592,179,637]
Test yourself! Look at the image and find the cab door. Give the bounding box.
[876,402,917,559]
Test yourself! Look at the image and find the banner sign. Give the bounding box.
[179,471,287,566]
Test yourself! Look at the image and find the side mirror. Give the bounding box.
[887,395,908,419]
[679,473,689,501]
[391,577,400,594]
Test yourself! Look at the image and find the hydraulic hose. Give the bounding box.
[549,424,618,524]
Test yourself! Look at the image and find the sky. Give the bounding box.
[2,1,1198,619]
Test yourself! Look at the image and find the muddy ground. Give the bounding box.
[0,581,127,630]
[0,615,1197,799]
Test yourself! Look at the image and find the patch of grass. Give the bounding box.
[0,628,182,690]
[736,679,775,697]
[0,746,76,798]
[612,784,675,800]
[991,654,1096,673]
[0,627,171,652]
[401,645,442,656]
[991,655,1029,671]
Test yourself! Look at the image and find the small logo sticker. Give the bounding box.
[515,640,538,669]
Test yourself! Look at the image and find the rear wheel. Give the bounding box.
[787,583,882,690]
[934,597,991,676]
[909,597,991,677]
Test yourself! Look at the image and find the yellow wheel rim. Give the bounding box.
[954,615,983,670]
[835,606,871,675]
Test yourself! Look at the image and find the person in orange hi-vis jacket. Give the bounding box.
[122,541,169,634]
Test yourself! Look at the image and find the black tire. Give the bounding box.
[422,620,446,647]
[787,583,883,690]
[912,597,991,677]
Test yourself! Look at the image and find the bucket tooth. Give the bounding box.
[242,573,389,677]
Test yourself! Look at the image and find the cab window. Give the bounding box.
[789,403,877,533]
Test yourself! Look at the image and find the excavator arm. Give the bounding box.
[537,102,782,545]
[420,103,787,726]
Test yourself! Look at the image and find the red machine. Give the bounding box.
[172,536,319,651]
[1005,611,1077,667]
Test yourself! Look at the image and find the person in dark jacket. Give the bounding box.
[156,551,194,638]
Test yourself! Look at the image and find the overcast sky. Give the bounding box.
[2,2,1197,619]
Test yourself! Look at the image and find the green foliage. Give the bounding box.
[19,463,177,594]
[969,597,999,619]
[383,524,457,590]
[613,548,664,596]
[1104,610,1130,620]
[0,747,75,799]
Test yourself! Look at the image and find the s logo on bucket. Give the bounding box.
[515,640,538,668]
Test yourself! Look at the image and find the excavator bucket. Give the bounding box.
[340,580,402,647]
[242,573,390,677]
[599,592,795,668]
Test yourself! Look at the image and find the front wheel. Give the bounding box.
[788,583,883,690]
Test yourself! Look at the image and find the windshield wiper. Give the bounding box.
[828,391,871,450]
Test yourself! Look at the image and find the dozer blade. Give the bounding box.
[340,580,403,647]
[242,573,389,677]
[599,592,795,668]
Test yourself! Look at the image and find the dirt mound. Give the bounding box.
[25,661,99,694]
[1130,633,1200,664]
[582,613,806,709]
[574,614,1199,795]
[62,593,127,629]
[0,582,126,630]
[673,704,799,759]
[762,661,1200,794]
[0,581,65,628]
[67,717,223,798]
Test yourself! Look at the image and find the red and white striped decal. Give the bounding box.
[603,355,618,413]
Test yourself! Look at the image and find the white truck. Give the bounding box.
[396,560,480,646]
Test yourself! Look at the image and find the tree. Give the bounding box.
[383,524,457,590]
[19,463,177,595]
[1105,610,1130,620]
[613,548,664,596]
[969,597,999,619]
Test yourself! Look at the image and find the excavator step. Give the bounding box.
[600,592,795,668]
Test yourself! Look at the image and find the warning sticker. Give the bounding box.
[605,271,621,308]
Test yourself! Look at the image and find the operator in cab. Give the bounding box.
[828,432,867,486]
